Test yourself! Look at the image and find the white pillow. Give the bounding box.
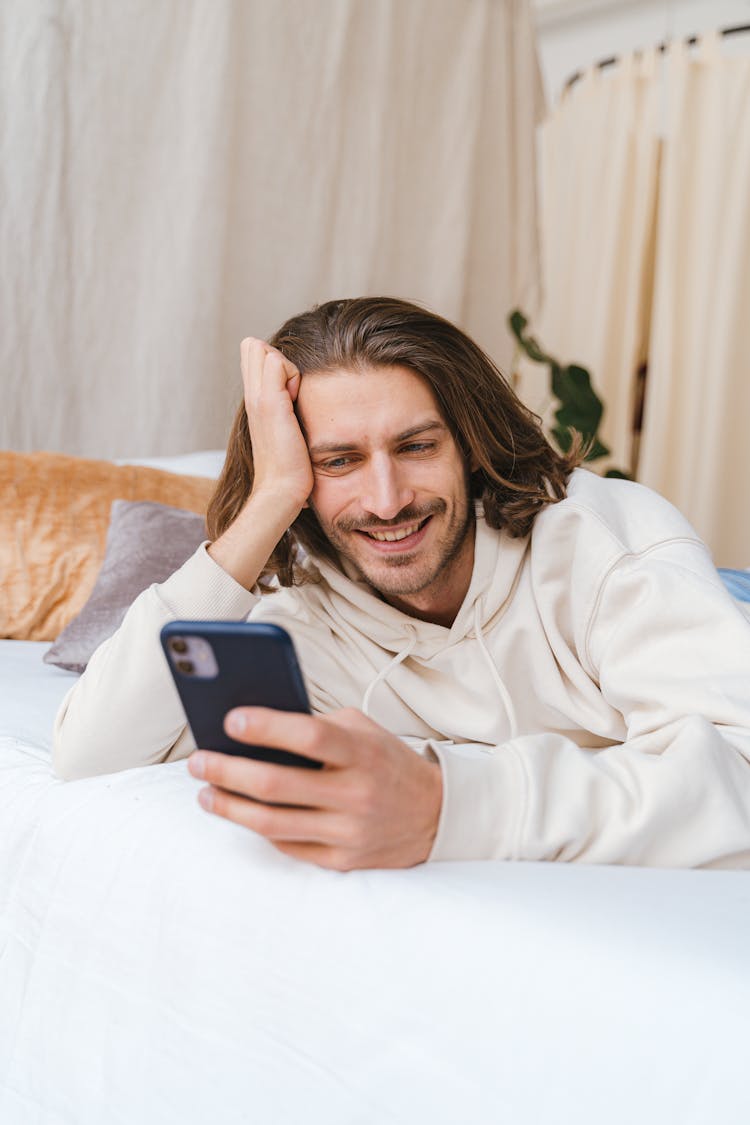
[115,450,227,479]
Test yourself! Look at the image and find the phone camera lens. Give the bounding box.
[176,659,195,675]
[170,638,188,654]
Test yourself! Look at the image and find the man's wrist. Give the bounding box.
[247,486,307,526]
[207,489,303,590]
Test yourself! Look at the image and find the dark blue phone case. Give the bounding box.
[160,621,321,769]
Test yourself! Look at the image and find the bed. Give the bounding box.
[2,454,750,1124]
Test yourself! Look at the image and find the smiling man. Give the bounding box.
[53,298,750,869]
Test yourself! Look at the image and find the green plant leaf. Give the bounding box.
[552,364,604,440]
[508,309,528,337]
[507,309,632,481]
[508,309,555,366]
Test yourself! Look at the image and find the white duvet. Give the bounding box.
[2,640,750,1124]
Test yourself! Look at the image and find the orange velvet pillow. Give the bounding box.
[0,452,216,641]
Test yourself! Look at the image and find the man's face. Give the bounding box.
[296,364,475,620]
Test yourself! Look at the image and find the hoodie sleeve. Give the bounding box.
[427,540,750,868]
[52,545,257,780]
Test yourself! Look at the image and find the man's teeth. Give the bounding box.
[366,521,423,542]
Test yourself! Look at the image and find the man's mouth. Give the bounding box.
[355,515,432,550]
[364,519,427,542]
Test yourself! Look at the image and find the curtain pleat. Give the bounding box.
[515,50,661,475]
[0,0,543,458]
[522,31,750,565]
[638,34,750,566]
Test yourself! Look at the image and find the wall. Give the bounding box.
[533,0,750,105]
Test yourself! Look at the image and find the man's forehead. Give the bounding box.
[297,364,447,450]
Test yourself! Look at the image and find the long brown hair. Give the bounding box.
[207,297,581,589]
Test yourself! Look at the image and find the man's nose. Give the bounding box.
[360,455,415,520]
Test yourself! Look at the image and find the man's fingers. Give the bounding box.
[199,784,346,844]
[272,840,359,872]
[223,707,359,767]
[189,750,343,808]
[240,337,300,404]
[240,337,267,400]
[262,350,301,399]
[241,337,274,406]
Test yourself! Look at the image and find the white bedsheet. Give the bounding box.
[0,641,78,748]
[2,641,750,1124]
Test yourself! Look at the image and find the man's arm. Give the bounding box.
[205,337,313,588]
[187,543,750,870]
[52,547,257,778]
[427,544,750,867]
[53,340,313,780]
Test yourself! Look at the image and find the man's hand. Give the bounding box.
[187,708,443,871]
[241,336,313,508]
[207,337,312,590]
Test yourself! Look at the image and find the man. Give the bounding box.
[54,298,750,869]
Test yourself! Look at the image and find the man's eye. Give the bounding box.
[401,442,434,454]
[321,456,354,470]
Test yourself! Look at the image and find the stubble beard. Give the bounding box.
[318,494,475,600]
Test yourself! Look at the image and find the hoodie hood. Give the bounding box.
[302,503,530,662]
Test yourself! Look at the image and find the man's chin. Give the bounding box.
[353,556,436,598]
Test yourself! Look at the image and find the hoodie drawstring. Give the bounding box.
[474,600,519,739]
[361,626,418,718]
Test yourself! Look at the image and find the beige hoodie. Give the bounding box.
[53,470,750,867]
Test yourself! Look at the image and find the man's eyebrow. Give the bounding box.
[307,420,447,458]
[395,420,447,442]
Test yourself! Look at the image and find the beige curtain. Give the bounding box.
[515,49,661,475]
[0,0,543,459]
[638,34,750,567]
[524,32,750,565]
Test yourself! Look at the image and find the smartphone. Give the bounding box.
[160,620,321,769]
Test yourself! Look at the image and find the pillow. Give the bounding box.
[718,568,750,622]
[44,500,207,673]
[0,451,215,641]
[718,568,750,604]
[115,450,227,478]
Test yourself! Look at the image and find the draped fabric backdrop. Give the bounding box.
[637,34,750,567]
[515,48,661,475]
[0,0,543,458]
[523,32,750,566]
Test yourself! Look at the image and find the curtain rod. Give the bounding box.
[564,23,750,90]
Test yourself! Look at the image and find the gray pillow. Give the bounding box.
[44,500,206,673]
